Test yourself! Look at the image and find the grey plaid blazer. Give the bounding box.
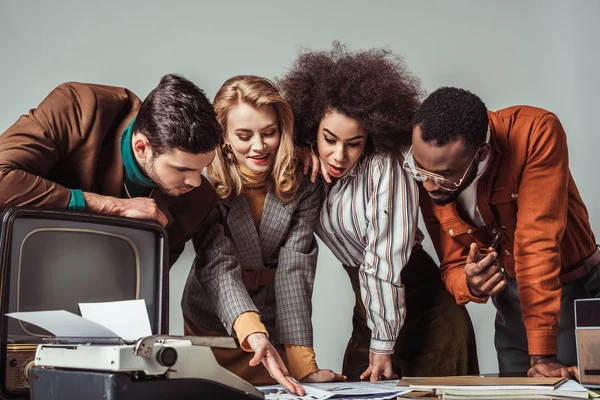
[181,178,322,347]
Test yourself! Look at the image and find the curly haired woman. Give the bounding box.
[278,44,479,381]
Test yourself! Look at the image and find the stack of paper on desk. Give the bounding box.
[259,380,413,400]
[396,376,589,399]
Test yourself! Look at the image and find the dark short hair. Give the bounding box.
[133,74,221,154]
[278,42,423,156]
[413,87,488,149]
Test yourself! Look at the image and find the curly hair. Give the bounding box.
[413,87,489,149]
[277,42,423,156]
[208,75,299,202]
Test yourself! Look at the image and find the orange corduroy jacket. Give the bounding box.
[420,106,596,356]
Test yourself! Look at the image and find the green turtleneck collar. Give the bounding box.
[121,119,156,197]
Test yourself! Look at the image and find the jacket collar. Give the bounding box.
[222,191,288,266]
[488,110,511,155]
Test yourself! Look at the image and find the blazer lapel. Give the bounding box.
[259,192,288,261]
[151,189,176,228]
[225,195,264,269]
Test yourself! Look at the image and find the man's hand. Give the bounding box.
[301,369,346,383]
[246,333,305,395]
[83,192,168,227]
[360,353,398,382]
[528,356,579,380]
[465,243,507,297]
[295,146,331,184]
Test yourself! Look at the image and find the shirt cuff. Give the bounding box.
[67,189,85,211]
[285,345,319,380]
[526,329,558,356]
[369,338,396,355]
[232,312,268,352]
[457,273,490,304]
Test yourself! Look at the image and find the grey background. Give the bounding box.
[1,0,598,374]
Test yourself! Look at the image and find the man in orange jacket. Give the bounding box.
[406,87,598,378]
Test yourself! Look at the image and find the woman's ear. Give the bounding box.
[361,137,373,158]
[310,141,319,156]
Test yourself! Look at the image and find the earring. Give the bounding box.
[222,143,235,162]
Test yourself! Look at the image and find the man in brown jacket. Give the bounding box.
[0,74,221,266]
[404,87,598,378]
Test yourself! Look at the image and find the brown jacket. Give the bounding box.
[0,82,216,266]
[420,106,596,355]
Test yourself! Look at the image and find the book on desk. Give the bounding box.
[396,376,590,399]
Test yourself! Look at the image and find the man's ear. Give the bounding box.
[477,143,491,161]
[132,132,152,160]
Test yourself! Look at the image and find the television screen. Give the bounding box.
[5,215,164,340]
[576,298,600,328]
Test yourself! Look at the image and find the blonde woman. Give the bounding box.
[181,75,344,394]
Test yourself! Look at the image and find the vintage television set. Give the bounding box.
[0,208,168,399]
[575,298,600,388]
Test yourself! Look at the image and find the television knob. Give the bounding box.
[22,360,35,385]
[156,346,178,367]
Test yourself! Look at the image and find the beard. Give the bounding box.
[142,156,193,197]
[428,161,480,205]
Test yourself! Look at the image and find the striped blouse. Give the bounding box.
[317,154,423,354]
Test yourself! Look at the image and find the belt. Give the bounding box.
[560,246,600,285]
[241,268,277,292]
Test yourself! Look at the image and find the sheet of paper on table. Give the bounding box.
[6,299,152,341]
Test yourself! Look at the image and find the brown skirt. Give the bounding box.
[183,319,287,385]
[342,244,480,379]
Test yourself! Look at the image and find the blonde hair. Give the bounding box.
[208,75,299,202]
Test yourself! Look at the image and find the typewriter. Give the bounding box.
[28,334,263,400]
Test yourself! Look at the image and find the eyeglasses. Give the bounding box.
[402,145,479,191]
